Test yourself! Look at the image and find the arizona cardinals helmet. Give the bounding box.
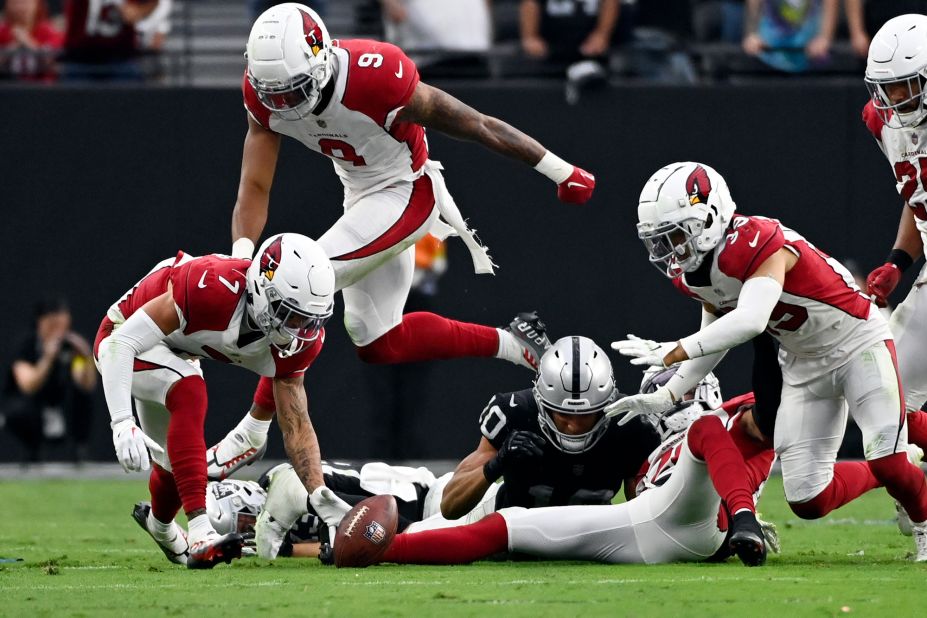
[533,336,618,453]
[865,14,927,129]
[246,3,333,120]
[246,233,335,357]
[637,162,736,277]
[639,365,723,440]
[206,480,267,535]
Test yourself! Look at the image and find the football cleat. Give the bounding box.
[895,444,924,536]
[206,428,268,481]
[255,463,309,559]
[728,511,767,567]
[504,312,551,371]
[187,531,245,569]
[912,521,927,562]
[131,502,189,566]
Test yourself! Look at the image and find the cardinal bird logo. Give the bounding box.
[259,237,283,281]
[300,9,324,56]
[686,164,712,206]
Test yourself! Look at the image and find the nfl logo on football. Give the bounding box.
[364,521,387,545]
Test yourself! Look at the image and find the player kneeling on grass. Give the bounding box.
[95,233,352,569]
[335,366,777,568]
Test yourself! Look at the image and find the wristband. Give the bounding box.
[534,151,572,184]
[888,249,914,273]
[483,457,503,483]
[232,237,256,260]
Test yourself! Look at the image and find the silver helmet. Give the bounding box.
[533,336,617,454]
[639,366,723,440]
[206,480,267,535]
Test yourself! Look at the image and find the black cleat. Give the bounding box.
[504,312,551,371]
[131,501,190,566]
[187,532,245,569]
[729,511,767,567]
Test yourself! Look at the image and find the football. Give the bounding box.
[334,495,399,568]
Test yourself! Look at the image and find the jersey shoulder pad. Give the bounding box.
[478,389,536,448]
[861,100,885,142]
[338,39,420,127]
[671,275,701,299]
[171,254,250,334]
[242,70,272,130]
[272,330,325,378]
[717,215,785,282]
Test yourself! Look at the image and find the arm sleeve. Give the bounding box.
[98,310,166,425]
[678,277,783,359]
[664,309,726,400]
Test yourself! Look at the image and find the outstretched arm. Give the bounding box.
[231,114,282,258]
[441,438,499,520]
[397,82,595,203]
[273,375,324,492]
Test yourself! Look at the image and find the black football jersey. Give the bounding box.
[479,388,660,509]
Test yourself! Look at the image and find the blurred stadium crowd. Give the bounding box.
[2,0,926,85]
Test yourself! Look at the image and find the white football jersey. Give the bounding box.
[106,252,323,378]
[863,101,927,247]
[672,214,890,384]
[243,39,428,206]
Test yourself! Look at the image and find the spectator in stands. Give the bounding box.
[742,0,838,73]
[0,299,96,462]
[520,0,620,64]
[134,0,169,51]
[0,0,64,80]
[692,0,746,43]
[59,0,160,80]
[843,0,927,58]
[379,0,492,53]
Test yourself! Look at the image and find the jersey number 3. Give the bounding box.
[318,138,367,167]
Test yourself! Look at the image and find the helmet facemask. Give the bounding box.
[639,366,723,441]
[253,284,331,357]
[534,392,612,454]
[865,71,927,129]
[638,217,707,278]
[249,59,331,121]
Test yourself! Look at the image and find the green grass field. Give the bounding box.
[1,476,925,617]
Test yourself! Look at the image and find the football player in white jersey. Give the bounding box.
[336,374,777,568]
[606,161,927,561]
[210,3,596,478]
[94,233,353,568]
[862,14,927,463]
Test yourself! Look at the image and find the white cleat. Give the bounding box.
[206,429,267,481]
[254,464,309,559]
[131,502,189,566]
[912,521,927,562]
[895,445,925,536]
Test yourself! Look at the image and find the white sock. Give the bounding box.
[147,511,173,539]
[494,328,523,364]
[187,514,215,545]
[238,412,271,445]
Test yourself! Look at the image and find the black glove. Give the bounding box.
[483,430,546,482]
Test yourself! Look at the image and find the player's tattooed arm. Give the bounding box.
[273,375,325,492]
[397,82,547,165]
[440,437,499,520]
[232,114,282,246]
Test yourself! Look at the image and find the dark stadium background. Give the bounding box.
[0,81,911,461]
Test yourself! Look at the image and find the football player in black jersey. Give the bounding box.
[438,335,660,520]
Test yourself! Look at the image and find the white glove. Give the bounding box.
[757,515,781,554]
[308,486,352,528]
[111,418,164,472]
[604,387,675,425]
[611,335,679,368]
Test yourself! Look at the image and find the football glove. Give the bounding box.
[307,486,352,528]
[756,515,781,554]
[483,430,546,482]
[557,167,596,204]
[866,263,902,308]
[611,335,678,368]
[604,387,675,425]
[111,418,164,472]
